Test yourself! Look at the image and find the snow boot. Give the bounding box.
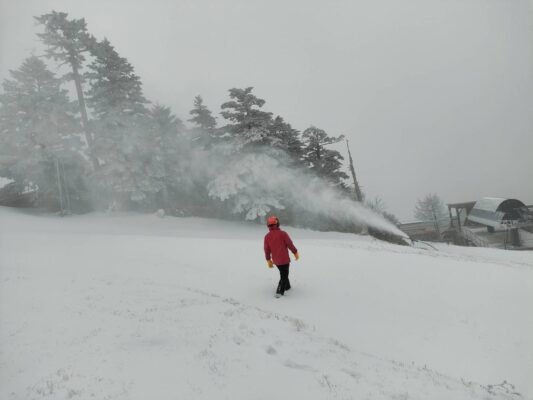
[276,281,284,297]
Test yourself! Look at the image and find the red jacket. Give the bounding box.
[264,226,298,265]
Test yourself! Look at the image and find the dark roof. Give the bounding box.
[467,197,527,228]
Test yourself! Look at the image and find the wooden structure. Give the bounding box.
[401,198,533,249]
[447,201,476,232]
[452,197,533,249]
[345,140,363,202]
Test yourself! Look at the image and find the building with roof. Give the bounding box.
[467,198,528,229]
[449,197,533,250]
[399,197,533,249]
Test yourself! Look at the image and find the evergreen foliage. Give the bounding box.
[34,11,96,71]
[207,153,286,221]
[35,11,98,168]
[86,39,148,118]
[148,104,190,212]
[268,116,303,165]
[302,126,348,187]
[220,87,274,150]
[189,95,216,131]
[188,95,217,148]
[85,38,156,210]
[0,56,87,210]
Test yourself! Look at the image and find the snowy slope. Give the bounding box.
[0,207,532,399]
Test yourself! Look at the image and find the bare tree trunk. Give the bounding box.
[346,140,363,201]
[71,61,99,170]
[432,210,442,240]
[55,158,64,213]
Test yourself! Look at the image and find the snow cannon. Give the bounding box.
[367,226,411,246]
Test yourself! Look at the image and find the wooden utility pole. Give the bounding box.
[345,139,363,202]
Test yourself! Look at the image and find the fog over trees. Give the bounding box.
[0,10,405,234]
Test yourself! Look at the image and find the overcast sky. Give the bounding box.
[1,0,531,220]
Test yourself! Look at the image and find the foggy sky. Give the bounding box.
[1,0,531,220]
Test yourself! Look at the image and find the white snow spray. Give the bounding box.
[189,146,409,241]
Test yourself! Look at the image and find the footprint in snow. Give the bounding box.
[283,359,317,372]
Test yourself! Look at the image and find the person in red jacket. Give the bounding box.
[264,216,299,297]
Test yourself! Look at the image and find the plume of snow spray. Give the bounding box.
[198,148,408,240]
[291,173,408,239]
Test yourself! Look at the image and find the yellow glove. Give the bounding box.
[294,252,300,261]
[267,260,274,268]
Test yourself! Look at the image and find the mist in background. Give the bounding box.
[1,0,532,220]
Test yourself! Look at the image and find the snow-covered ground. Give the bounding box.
[1,206,532,399]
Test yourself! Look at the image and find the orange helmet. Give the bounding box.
[267,216,279,227]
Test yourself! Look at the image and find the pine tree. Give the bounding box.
[86,38,148,119]
[189,95,216,131]
[220,87,273,149]
[301,126,348,187]
[85,38,157,210]
[268,116,304,165]
[151,104,184,140]
[35,11,98,169]
[188,95,216,148]
[207,153,285,221]
[149,104,187,212]
[0,56,87,210]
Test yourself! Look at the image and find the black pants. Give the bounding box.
[276,264,291,295]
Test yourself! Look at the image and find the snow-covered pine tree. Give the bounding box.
[268,116,304,166]
[85,38,159,210]
[301,126,348,188]
[188,95,216,148]
[220,87,274,150]
[207,153,285,221]
[0,56,87,210]
[35,11,98,169]
[203,87,281,220]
